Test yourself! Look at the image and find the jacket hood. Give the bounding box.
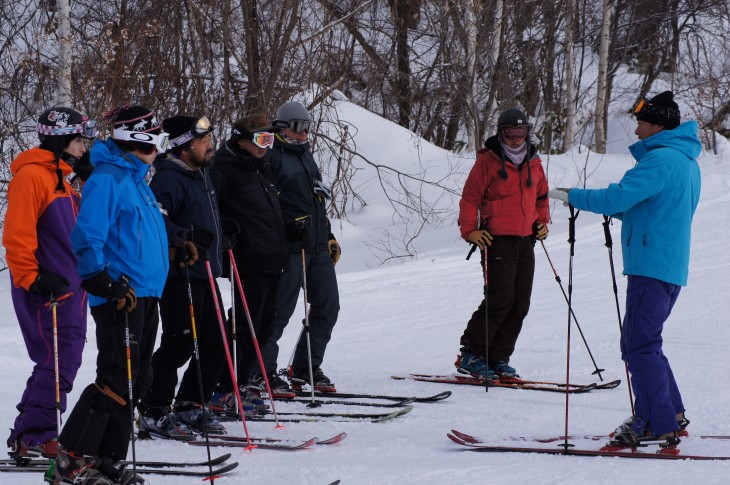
[10,147,72,177]
[214,141,267,170]
[154,153,205,179]
[91,138,151,183]
[629,120,701,162]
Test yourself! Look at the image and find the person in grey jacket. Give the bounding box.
[255,101,341,393]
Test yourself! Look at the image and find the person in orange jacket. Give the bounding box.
[456,108,550,381]
[3,106,97,458]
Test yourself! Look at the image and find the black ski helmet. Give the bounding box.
[37,106,97,155]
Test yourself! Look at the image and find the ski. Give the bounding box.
[496,376,622,390]
[0,462,240,476]
[447,431,730,460]
[206,432,347,446]
[291,389,452,403]
[189,437,317,450]
[287,397,415,408]
[239,405,413,423]
[219,405,413,422]
[0,452,232,469]
[391,374,598,393]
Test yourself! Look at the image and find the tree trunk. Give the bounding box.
[56,0,72,107]
[594,0,613,154]
[465,0,481,152]
[563,0,576,152]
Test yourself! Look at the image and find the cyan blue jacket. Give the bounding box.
[71,139,169,306]
[569,121,701,286]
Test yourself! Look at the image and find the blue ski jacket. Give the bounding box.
[71,139,169,306]
[569,121,701,286]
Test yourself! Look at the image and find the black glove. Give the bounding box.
[188,228,216,252]
[532,221,549,241]
[285,216,310,247]
[81,270,138,312]
[29,271,69,296]
[221,218,241,251]
[73,152,94,182]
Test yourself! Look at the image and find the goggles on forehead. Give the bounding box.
[629,97,680,120]
[41,119,99,139]
[273,119,311,134]
[501,125,529,139]
[251,132,275,149]
[169,116,212,149]
[112,128,170,152]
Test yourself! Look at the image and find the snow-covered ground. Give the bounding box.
[2,95,729,484]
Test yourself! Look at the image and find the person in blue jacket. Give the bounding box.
[549,91,701,448]
[54,105,169,485]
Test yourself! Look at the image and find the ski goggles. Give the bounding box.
[251,132,275,149]
[273,119,311,134]
[38,119,99,139]
[169,116,212,149]
[629,97,680,120]
[112,128,170,152]
[501,125,529,139]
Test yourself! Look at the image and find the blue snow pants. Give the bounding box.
[622,275,685,436]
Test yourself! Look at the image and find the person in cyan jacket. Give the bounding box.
[210,115,290,403]
[137,114,227,439]
[457,107,550,381]
[3,107,96,459]
[551,91,700,448]
[54,105,169,485]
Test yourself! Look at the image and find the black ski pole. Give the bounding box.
[602,215,635,417]
[482,242,489,394]
[540,241,605,381]
[299,248,321,408]
[182,263,214,482]
[560,205,579,451]
[122,307,138,482]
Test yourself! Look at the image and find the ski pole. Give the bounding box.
[230,257,238,415]
[481,241,489,394]
[602,216,635,417]
[299,249,320,407]
[540,241,605,381]
[50,295,62,436]
[228,249,284,427]
[205,260,256,451]
[561,205,579,451]
[182,265,215,482]
[122,307,138,482]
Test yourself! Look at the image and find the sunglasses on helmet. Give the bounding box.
[169,116,212,149]
[112,129,170,153]
[501,125,529,139]
[251,132,275,149]
[273,119,311,134]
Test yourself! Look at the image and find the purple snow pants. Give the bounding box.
[622,275,685,436]
[10,285,87,447]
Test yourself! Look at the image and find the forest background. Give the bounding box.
[1,0,729,268]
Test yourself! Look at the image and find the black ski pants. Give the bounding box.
[218,272,280,390]
[139,276,227,415]
[59,297,159,461]
[259,250,339,375]
[461,235,535,365]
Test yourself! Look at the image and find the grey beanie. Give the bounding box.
[276,101,310,122]
[497,108,528,127]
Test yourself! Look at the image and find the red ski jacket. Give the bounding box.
[459,137,550,239]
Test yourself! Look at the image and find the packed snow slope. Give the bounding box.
[1,96,729,484]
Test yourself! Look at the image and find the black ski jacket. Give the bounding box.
[265,136,331,254]
[211,142,289,274]
[149,154,223,279]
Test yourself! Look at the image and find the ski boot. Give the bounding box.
[289,366,337,393]
[455,350,497,381]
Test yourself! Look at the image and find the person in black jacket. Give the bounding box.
[209,115,291,401]
[257,101,341,392]
[136,114,227,439]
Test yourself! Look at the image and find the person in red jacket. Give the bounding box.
[455,108,550,380]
